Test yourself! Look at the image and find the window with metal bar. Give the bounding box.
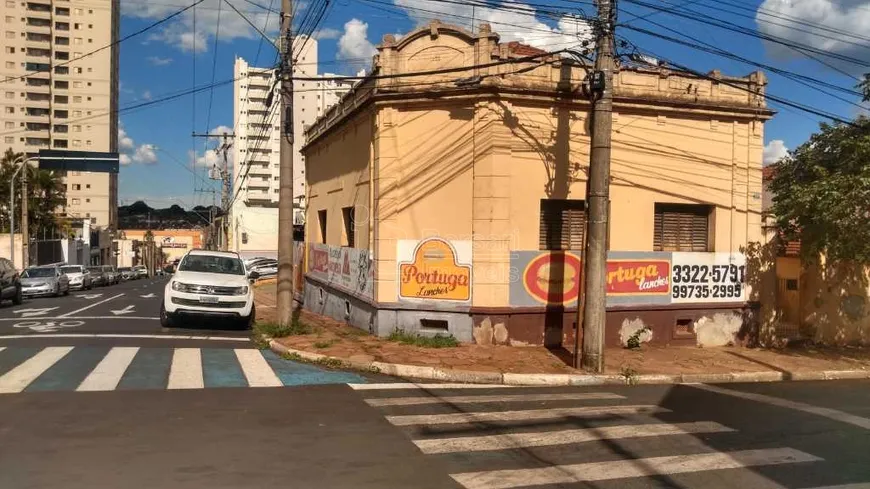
[653,203,711,252]
[539,199,585,250]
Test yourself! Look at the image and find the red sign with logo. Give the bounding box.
[606,260,670,295]
[522,252,582,305]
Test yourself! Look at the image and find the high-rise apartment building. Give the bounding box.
[0,0,120,230]
[230,36,354,258]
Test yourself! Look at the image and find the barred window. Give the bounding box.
[653,203,711,252]
[539,199,585,250]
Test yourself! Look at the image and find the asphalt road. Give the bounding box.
[0,276,248,341]
[1,278,870,488]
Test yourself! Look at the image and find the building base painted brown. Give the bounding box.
[306,275,760,349]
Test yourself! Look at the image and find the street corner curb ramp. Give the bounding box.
[267,340,870,386]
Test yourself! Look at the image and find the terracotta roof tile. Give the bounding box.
[506,41,547,57]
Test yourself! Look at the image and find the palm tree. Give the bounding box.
[0,148,67,237]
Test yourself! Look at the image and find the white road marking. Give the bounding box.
[804,484,870,489]
[0,347,73,393]
[167,348,204,389]
[0,316,157,322]
[77,294,103,299]
[450,448,822,489]
[57,293,125,318]
[696,384,870,430]
[0,346,5,353]
[110,305,135,316]
[0,333,247,341]
[76,347,139,391]
[13,307,58,318]
[386,405,668,426]
[349,383,515,390]
[140,293,156,298]
[365,392,624,407]
[235,349,282,387]
[414,421,735,454]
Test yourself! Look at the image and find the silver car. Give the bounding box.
[60,265,93,290]
[21,266,71,298]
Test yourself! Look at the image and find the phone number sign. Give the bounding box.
[670,252,746,303]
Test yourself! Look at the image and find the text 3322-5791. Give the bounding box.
[671,264,746,300]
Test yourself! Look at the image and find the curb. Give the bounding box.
[267,340,870,386]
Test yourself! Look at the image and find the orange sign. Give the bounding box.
[399,239,471,301]
[522,252,582,305]
[606,260,670,295]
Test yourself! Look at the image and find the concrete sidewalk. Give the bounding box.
[254,285,870,386]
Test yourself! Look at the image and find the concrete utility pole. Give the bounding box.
[581,0,616,372]
[193,131,234,250]
[9,156,35,268]
[276,0,294,325]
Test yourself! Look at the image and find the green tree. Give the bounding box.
[1,149,67,237]
[768,116,870,264]
[861,73,870,102]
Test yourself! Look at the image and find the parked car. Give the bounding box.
[133,265,148,279]
[0,257,23,306]
[87,266,108,287]
[248,259,277,278]
[118,267,137,281]
[161,250,257,329]
[60,265,92,290]
[101,265,119,285]
[21,265,70,298]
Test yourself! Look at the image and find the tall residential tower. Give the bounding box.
[0,0,120,230]
[229,36,353,258]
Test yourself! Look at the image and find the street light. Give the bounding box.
[9,156,38,269]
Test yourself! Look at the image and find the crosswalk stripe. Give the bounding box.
[235,349,282,387]
[365,392,624,407]
[350,383,514,390]
[167,348,204,389]
[77,347,139,392]
[450,448,822,489]
[413,421,735,454]
[386,404,668,426]
[0,347,73,394]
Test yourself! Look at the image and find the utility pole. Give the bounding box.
[276,0,294,325]
[193,131,234,250]
[580,0,616,372]
[21,168,28,267]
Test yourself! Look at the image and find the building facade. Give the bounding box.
[0,0,120,230]
[115,229,203,267]
[301,22,772,348]
[230,36,354,259]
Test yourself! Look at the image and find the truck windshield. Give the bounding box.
[178,255,244,275]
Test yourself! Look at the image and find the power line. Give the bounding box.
[615,0,870,71]
[222,0,280,50]
[1,0,208,85]
[620,24,867,110]
[204,0,225,136]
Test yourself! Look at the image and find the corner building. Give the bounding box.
[301,22,772,348]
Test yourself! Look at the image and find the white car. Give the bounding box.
[60,265,93,290]
[161,250,259,329]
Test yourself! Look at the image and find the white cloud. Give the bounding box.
[763,139,789,166]
[133,144,158,164]
[208,125,234,139]
[314,27,342,40]
[119,128,135,152]
[755,0,870,74]
[124,0,280,53]
[146,55,173,66]
[338,19,377,61]
[392,0,593,51]
[142,90,152,100]
[118,127,158,166]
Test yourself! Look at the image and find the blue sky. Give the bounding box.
[116,0,870,209]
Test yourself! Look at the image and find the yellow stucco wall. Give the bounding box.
[305,110,374,251]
